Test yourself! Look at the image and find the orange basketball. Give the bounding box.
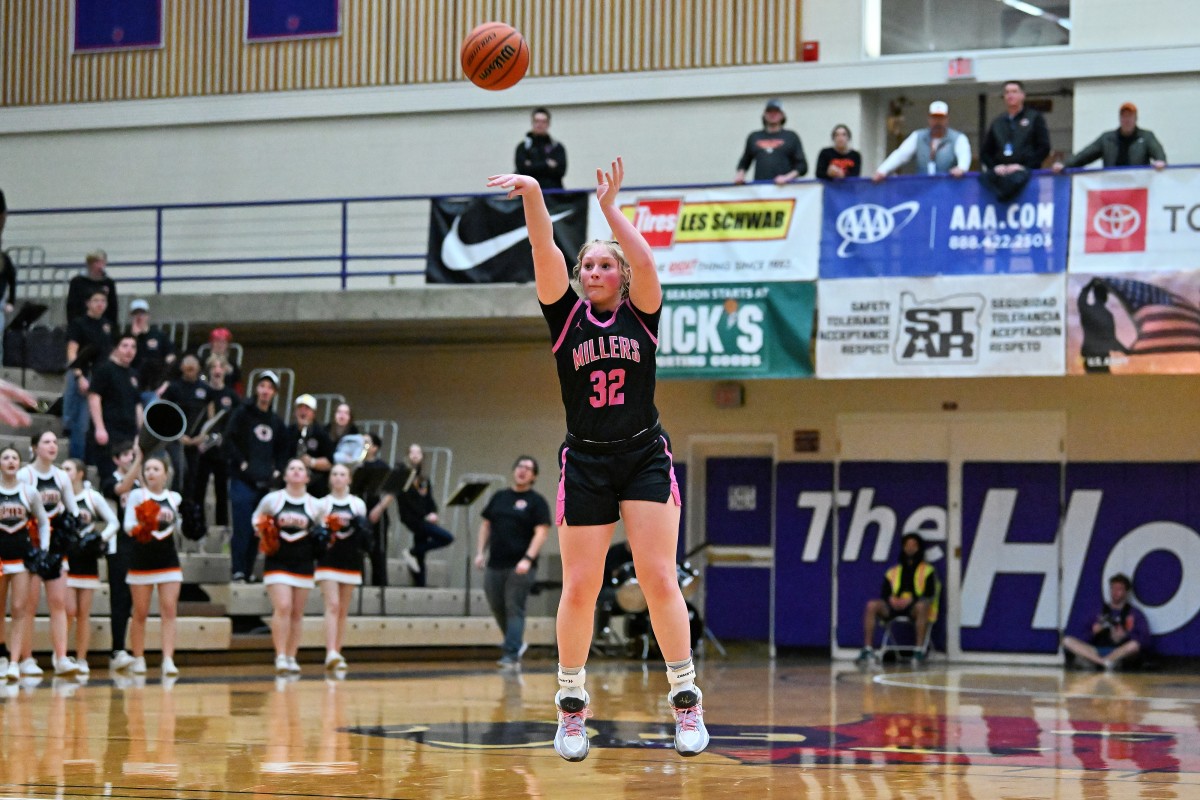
[461,22,529,91]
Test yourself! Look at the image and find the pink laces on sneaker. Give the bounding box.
[559,706,593,738]
[673,703,704,731]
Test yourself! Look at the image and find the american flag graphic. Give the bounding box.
[1103,278,1200,354]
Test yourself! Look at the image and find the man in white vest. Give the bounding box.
[873,101,972,181]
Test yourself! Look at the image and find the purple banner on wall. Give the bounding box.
[775,462,835,648]
[834,461,948,650]
[246,0,340,42]
[74,0,163,53]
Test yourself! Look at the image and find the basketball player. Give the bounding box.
[315,464,368,671]
[62,458,119,675]
[0,445,50,682]
[18,431,82,677]
[253,458,321,675]
[487,158,708,760]
[123,454,183,677]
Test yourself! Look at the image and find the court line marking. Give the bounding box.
[872,670,1200,705]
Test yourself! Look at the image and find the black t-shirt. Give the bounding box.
[89,360,141,438]
[67,315,117,374]
[286,423,335,497]
[540,287,661,443]
[482,487,551,570]
[131,327,175,391]
[162,378,209,432]
[66,275,119,328]
[737,128,808,181]
[816,147,863,180]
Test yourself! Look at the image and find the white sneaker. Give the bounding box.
[401,548,420,573]
[130,656,147,675]
[110,650,136,671]
[75,659,90,676]
[324,651,346,670]
[553,689,592,762]
[20,657,43,677]
[5,661,19,682]
[161,658,179,677]
[669,687,710,757]
[286,656,301,674]
[0,657,7,675]
[274,654,290,674]
[53,656,79,677]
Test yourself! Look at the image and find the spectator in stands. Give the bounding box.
[1062,573,1151,670]
[100,440,140,671]
[193,355,238,532]
[873,101,971,181]
[61,457,119,676]
[979,81,1051,202]
[66,250,119,328]
[0,186,6,245]
[287,394,335,499]
[1054,102,1167,172]
[87,334,142,469]
[734,99,808,185]
[856,533,940,664]
[515,107,568,190]
[127,298,176,408]
[474,455,551,668]
[397,443,454,587]
[162,354,209,496]
[225,371,288,583]
[358,432,394,587]
[0,251,18,366]
[327,402,358,445]
[205,327,242,390]
[65,289,116,461]
[815,124,862,181]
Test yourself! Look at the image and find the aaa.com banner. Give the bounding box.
[586,184,821,283]
[817,273,1065,378]
[820,174,1069,278]
[1068,167,1200,274]
[658,282,814,379]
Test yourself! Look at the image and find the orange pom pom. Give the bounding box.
[131,499,160,545]
[325,513,344,534]
[26,517,40,549]
[256,515,280,556]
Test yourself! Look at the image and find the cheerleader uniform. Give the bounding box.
[0,482,47,575]
[123,488,184,585]
[314,493,368,586]
[258,490,320,589]
[17,464,80,555]
[66,484,120,590]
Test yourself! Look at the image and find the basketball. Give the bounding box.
[460,22,529,91]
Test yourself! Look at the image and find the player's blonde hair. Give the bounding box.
[572,239,632,299]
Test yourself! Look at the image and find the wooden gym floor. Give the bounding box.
[0,652,1196,799]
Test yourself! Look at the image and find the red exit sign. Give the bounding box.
[947,57,975,80]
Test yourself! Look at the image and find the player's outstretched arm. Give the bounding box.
[486,173,568,304]
[597,158,660,312]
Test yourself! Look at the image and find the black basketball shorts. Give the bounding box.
[556,429,681,527]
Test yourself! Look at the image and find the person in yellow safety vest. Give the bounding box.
[857,532,940,663]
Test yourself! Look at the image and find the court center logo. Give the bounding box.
[1084,188,1148,253]
[895,291,984,364]
[835,201,920,257]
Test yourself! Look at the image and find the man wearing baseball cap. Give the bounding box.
[1054,102,1167,172]
[874,100,972,181]
[127,298,176,408]
[286,393,335,498]
[224,369,289,582]
[734,98,808,185]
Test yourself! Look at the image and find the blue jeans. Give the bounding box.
[229,477,268,579]
[403,517,454,587]
[63,371,91,461]
[484,565,537,659]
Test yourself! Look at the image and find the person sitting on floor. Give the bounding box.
[1062,573,1150,671]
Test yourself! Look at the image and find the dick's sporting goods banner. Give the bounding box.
[586,184,821,283]
[1068,167,1200,274]
[1066,270,1200,375]
[658,282,814,379]
[820,174,1070,279]
[817,273,1065,378]
[426,193,589,284]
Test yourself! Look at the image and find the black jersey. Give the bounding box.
[276,498,314,542]
[541,287,662,443]
[0,485,33,535]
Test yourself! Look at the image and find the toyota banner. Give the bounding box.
[820,173,1070,278]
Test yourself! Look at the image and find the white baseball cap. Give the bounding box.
[129,299,150,313]
[928,100,949,116]
[294,393,318,410]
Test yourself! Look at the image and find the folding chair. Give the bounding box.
[879,613,934,661]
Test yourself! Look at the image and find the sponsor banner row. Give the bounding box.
[816,274,1065,378]
[772,461,1200,656]
[1068,166,1200,273]
[658,282,815,379]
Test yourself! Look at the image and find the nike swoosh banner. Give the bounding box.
[426,193,589,284]
[820,173,1070,279]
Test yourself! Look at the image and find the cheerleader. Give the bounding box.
[122,454,182,677]
[253,458,320,674]
[315,464,367,671]
[61,459,119,676]
[0,445,50,682]
[17,430,82,677]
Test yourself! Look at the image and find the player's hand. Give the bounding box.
[595,157,624,207]
[487,173,540,199]
[950,167,965,178]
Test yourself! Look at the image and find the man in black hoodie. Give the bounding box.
[225,370,288,582]
[514,107,567,189]
[857,532,940,663]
